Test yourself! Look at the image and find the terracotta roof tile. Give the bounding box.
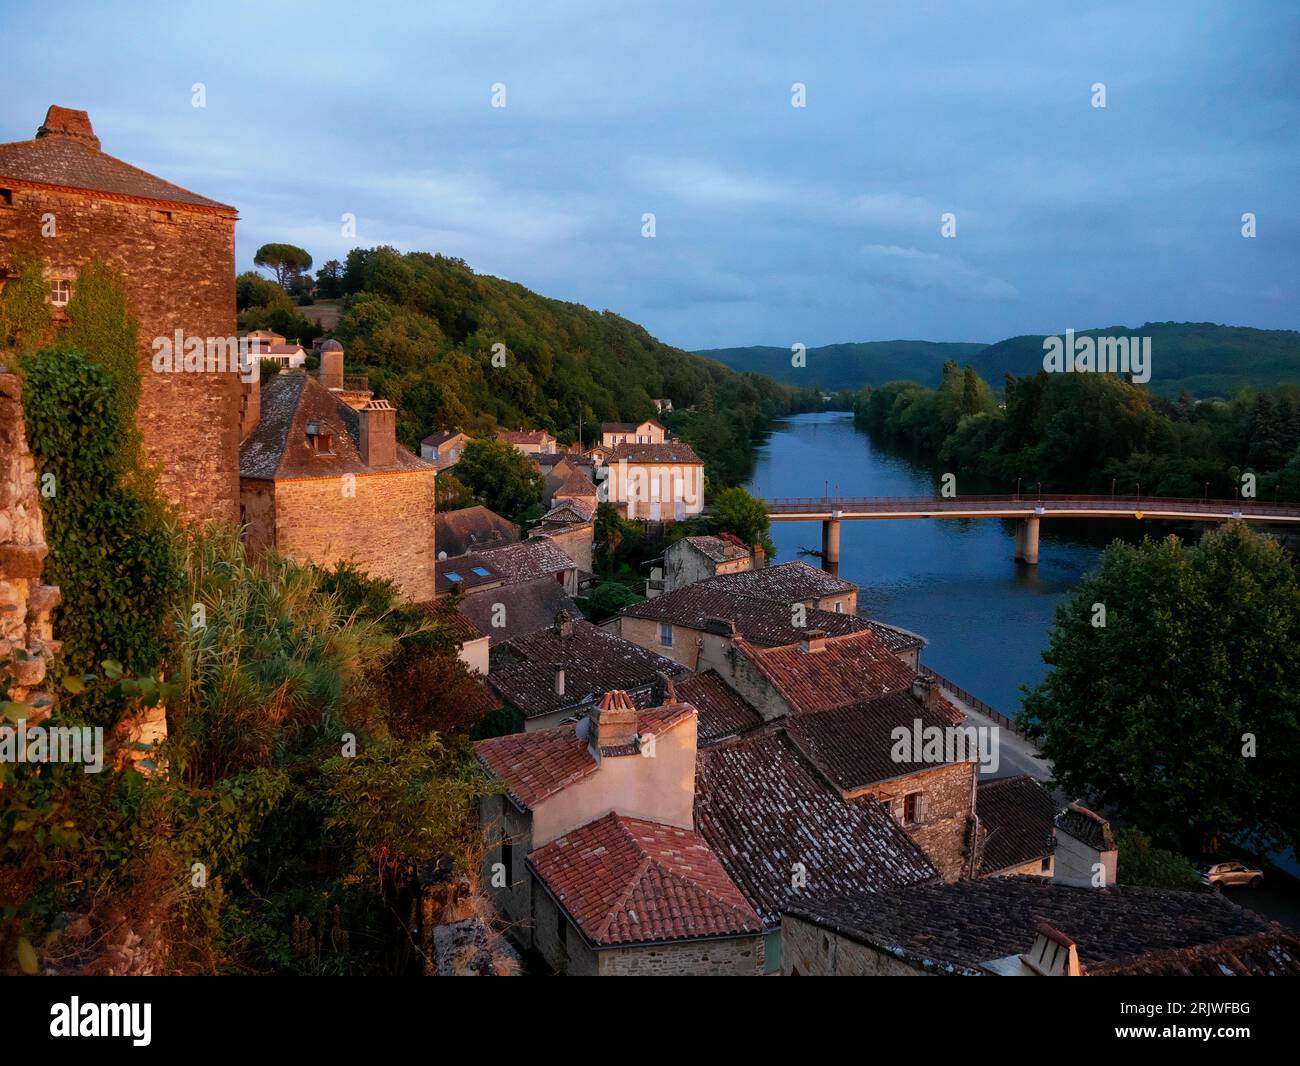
[433,505,519,557]
[528,813,762,946]
[674,670,764,744]
[474,724,598,809]
[606,441,702,464]
[737,629,917,714]
[976,775,1058,875]
[683,534,752,564]
[700,560,857,602]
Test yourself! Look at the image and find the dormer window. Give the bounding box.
[305,421,334,455]
[49,279,71,306]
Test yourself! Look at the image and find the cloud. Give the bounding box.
[857,244,1020,302]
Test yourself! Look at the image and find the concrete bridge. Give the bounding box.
[762,494,1300,567]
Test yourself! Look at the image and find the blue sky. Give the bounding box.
[2,0,1296,349]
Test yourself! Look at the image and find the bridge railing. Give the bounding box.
[763,493,1300,517]
[919,665,1026,737]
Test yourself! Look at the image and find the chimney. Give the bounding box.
[911,673,941,712]
[358,399,396,468]
[319,340,344,390]
[554,609,575,639]
[241,375,260,439]
[800,627,828,654]
[1021,924,1081,976]
[752,543,765,569]
[554,666,566,698]
[36,106,101,150]
[594,690,639,751]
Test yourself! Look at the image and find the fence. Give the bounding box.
[920,665,1024,736]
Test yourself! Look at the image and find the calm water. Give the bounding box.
[746,412,1122,714]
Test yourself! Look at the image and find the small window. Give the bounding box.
[1041,856,1051,873]
[152,208,174,223]
[471,566,490,577]
[500,839,512,882]
[834,602,843,613]
[445,571,462,583]
[49,279,71,306]
[903,791,923,825]
[0,188,13,207]
[658,622,673,648]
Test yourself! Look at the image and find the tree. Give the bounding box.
[708,486,775,556]
[1021,523,1300,856]
[315,259,344,299]
[586,580,644,621]
[1115,828,1200,889]
[253,243,313,289]
[452,438,544,523]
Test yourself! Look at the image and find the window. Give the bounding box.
[471,566,490,577]
[151,208,174,223]
[659,622,673,647]
[0,188,13,207]
[834,602,844,613]
[49,279,71,306]
[903,791,923,825]
[445,571,462,583]
[500,839,512,882]
[1041,856,1052,873]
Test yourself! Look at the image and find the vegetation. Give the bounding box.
[1021,523,1300,858]
[857,363,1300,502]
[699,339,986,393]
[1115,828,1201,890]
[236,271,323,347]
[253,243,314,289]
[452,438,545,525]
[707,486,775,557]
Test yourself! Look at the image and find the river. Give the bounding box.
[746,411,1125,716]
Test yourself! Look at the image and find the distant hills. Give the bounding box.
[698,323,1300,398]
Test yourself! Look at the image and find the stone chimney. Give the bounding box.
[241,375,260,440]
[592,690,640,752]
[554,609,575,639]
[320,340,344,390]
[1022,924,1081,976]
[752,543,765,569]
[36,106,101,150]
[553,666,566,698]
[358,399,396,468]
[910,673,941,712]
[800,627,828,654]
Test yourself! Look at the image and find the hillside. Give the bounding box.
[696,340,987,392]
[700,324,1300,399]
[240,247,822,486]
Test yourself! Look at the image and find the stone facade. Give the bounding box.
[859,761,976,882]
[782,915,924,976]
[0,110,242,525]
[0,369,60,711]
[242,470,438,604]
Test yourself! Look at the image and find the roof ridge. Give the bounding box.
[594,818,656,941]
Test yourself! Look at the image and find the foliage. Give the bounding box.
[0,251,52,355]
[1021,523,1300,856]
[20,348,181,725]
[585,580,645,621]
[235,270,323,346]
[435,470,476,511]
[315,260,344,299]
[253,243,313,288]
[1115,828,1201,890]
[453,438,544,523]
[708,486,775,556]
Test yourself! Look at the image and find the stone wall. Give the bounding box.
[0,369,60,713]
[859,761,976,882]
[617,615,699,670]
[244,468,438,603]
[782,915,926,976]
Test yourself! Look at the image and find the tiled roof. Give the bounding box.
[601,422,638,434]
[784,877,1290,975]
[239,373,431,480]
[436,553,503,594]
[488,618,686,719]
[976,775,1058,875]
[606,441,702,464]
[695,731,938,928]
[784,690,967,793]
[683,534,751,563]
[434,505,519,557]
[0,107,235,213]
[674,671,765,744]
[552,466,598,499]
[496,429,553,445]
[419,597,489,645]
[455,577,578,645]
[1089,932,1300,976]
[535,499,595,525]
[700,560,857,603]
[529,813,762,947]
[475,540,575,583]
[736,630,917,714]
[1055,802,1118,851]
[475,723,597,809]
[620,583,869,647]
[475,702,695,809]
[421,429,467,448]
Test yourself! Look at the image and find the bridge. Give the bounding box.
[762,494,1300,566]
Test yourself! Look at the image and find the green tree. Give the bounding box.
[315,259,344,299]
[586,580,644,621]
[253,243,313,289]
[1115,828,1201,889]
[452,438,544,523]
[1022,523,1300,856]
[708,486,775,556]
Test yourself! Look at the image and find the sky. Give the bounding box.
[1,0,1296,350]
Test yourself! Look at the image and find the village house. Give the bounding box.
[243,330,307,369]
[975,775,1059,879]
[475,691,766,975]
[496,428,556,456]
[780,877,1300,976]
[600,419,666,447]
[651,533,756,597]
[420,429,471,471]
[436,538,578,598]
[434,505,518,558]
[238,359,438,603]
[1054,802,1119,887]
[700,559,860,617]
[487,613,687,732]
[602,441,705,521]
[0,105,242,524]
[528,499,594,578]
[454,576,578,646]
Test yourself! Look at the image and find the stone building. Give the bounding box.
[781,877,1300,977]
[475,691,766,975]
[600,419,666,447]
[602,441,705,521]
[495,428,556,456]
[975,775,1058,878]
[655,533,754,596]
[0,106,242,525]
[420,429,471,471]
[239,362,438,603]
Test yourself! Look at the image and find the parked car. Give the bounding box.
[1202,861,1264,889]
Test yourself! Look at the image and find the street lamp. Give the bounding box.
[1036,482,1042,500]
[1016,477,1021,500]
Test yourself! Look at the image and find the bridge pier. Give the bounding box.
[1014,516,1040,565]
[821,515,841,576]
